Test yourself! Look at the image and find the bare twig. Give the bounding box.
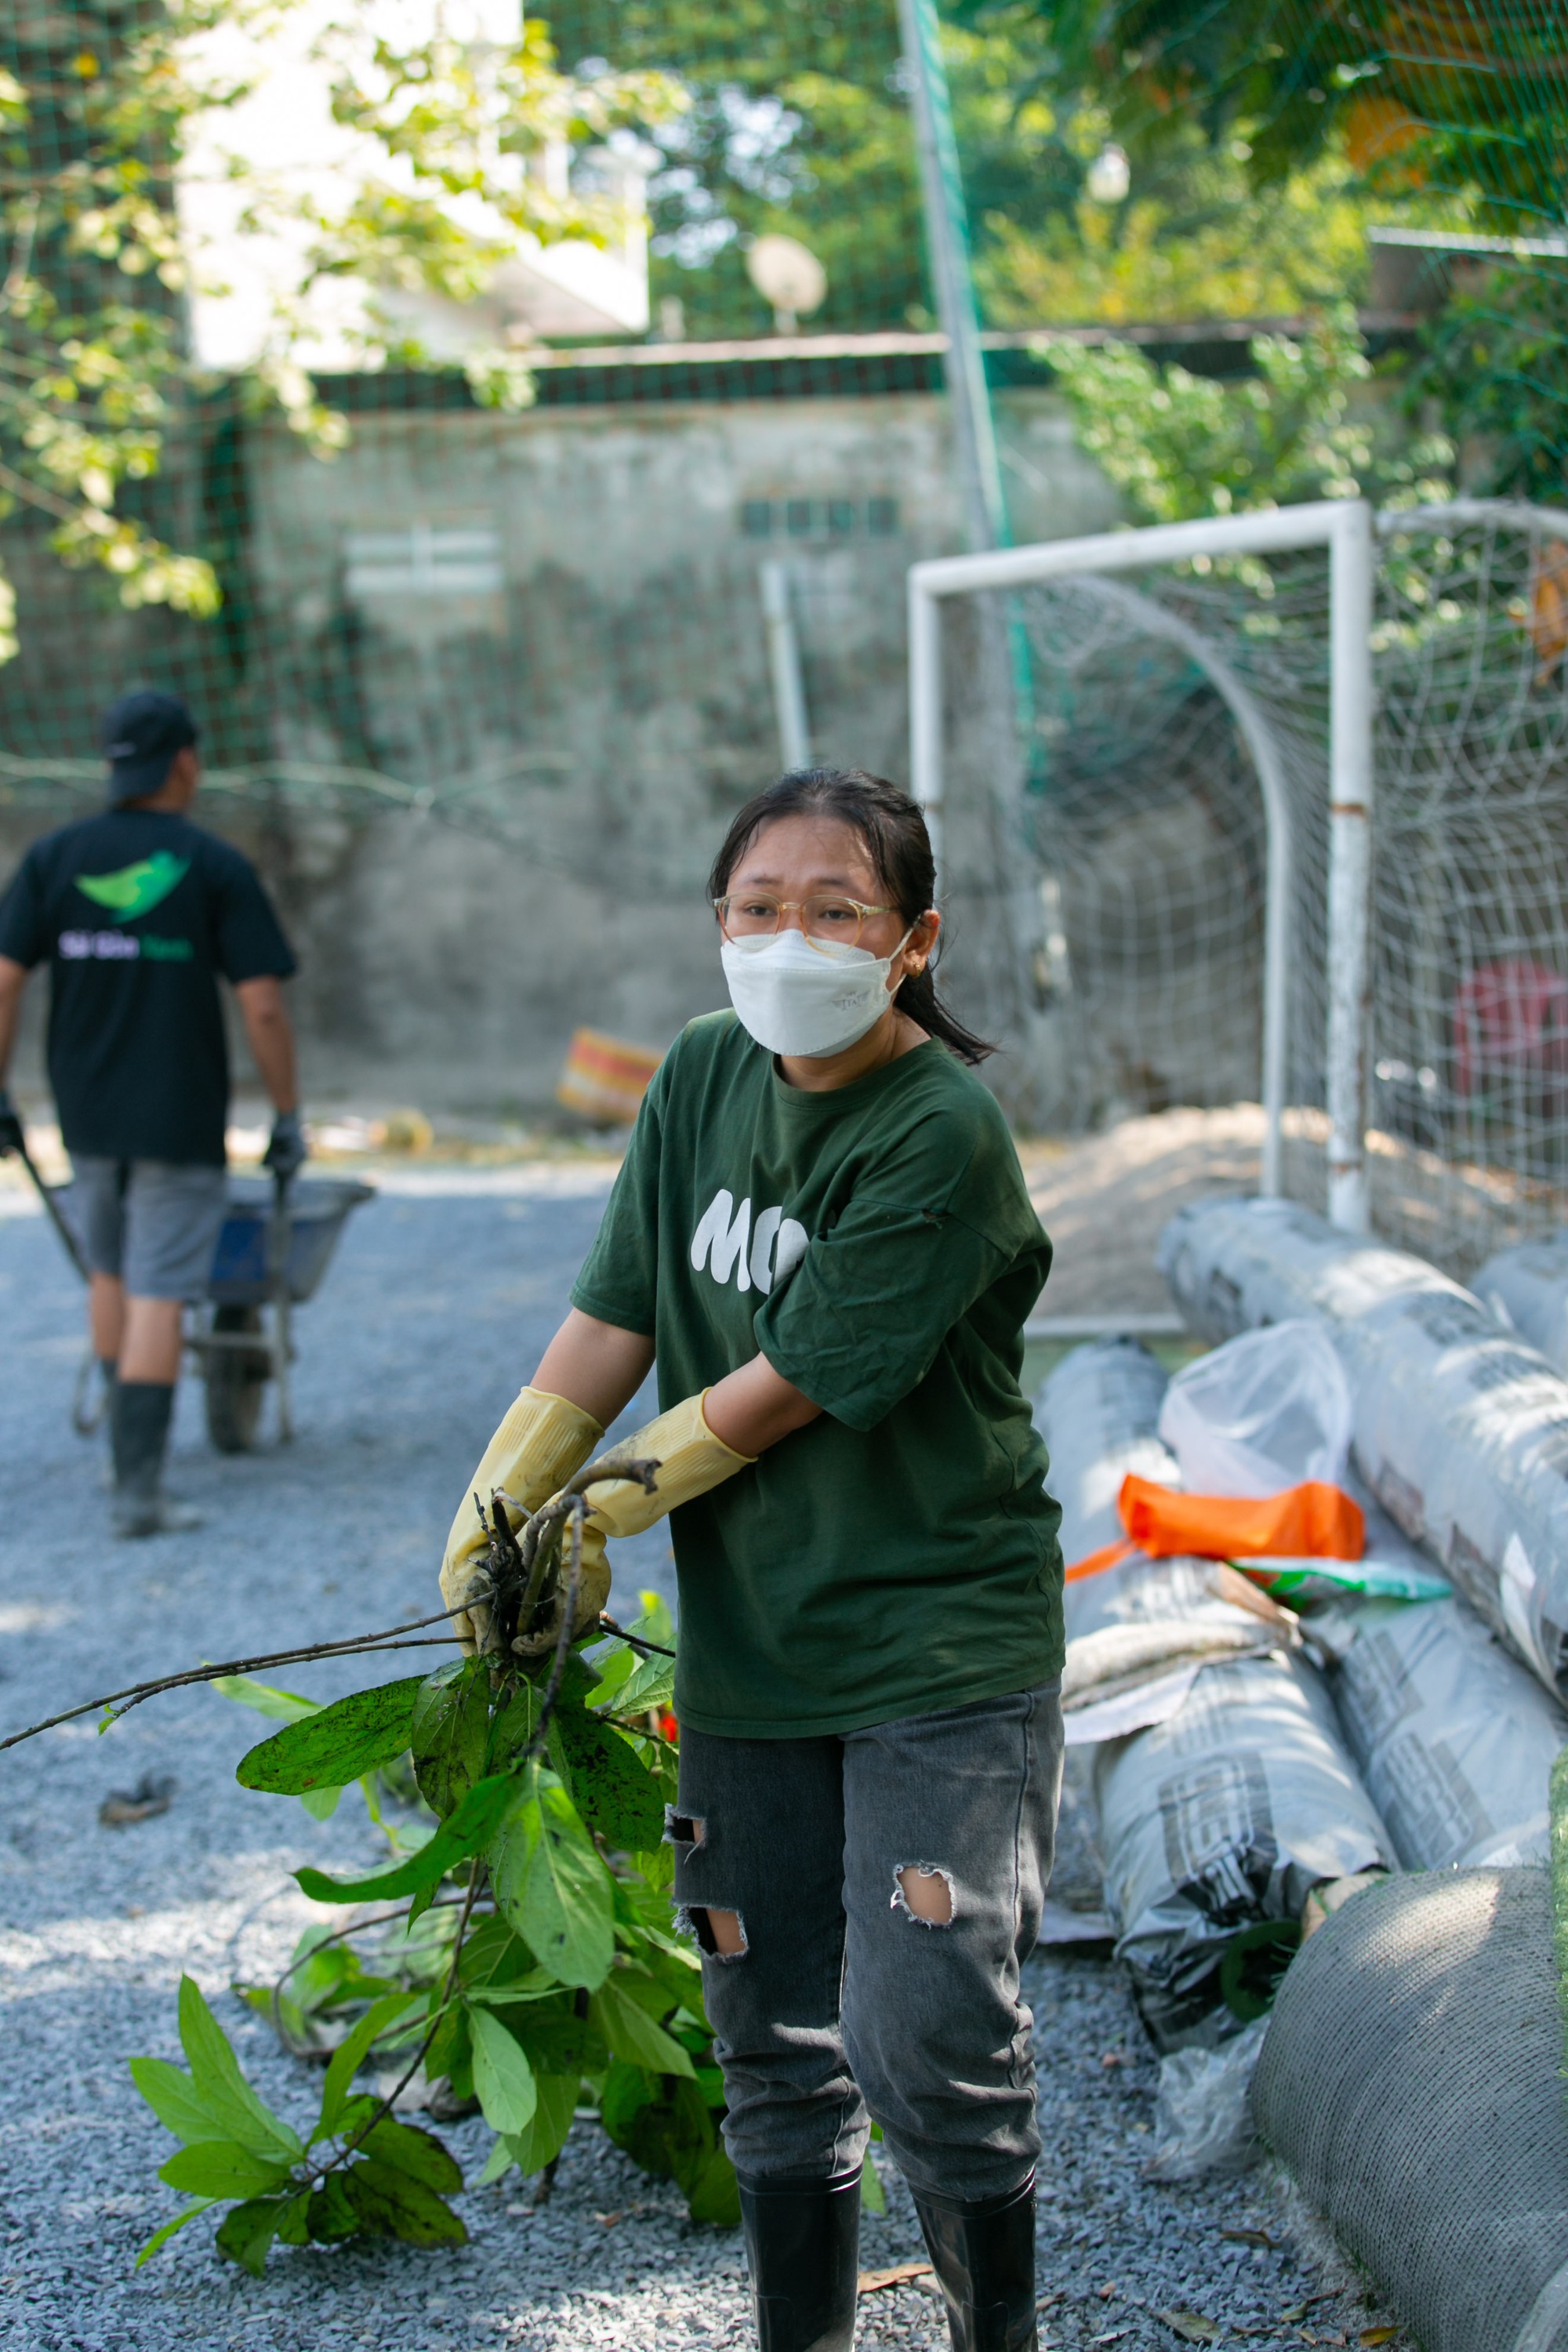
[477,1450,659,1662]
[597,1616,677,1661]
[0,1616,461,1755]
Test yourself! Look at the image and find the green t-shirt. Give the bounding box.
[572,1011,1063,1737]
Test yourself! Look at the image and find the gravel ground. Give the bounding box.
[0,1171,1404,2351]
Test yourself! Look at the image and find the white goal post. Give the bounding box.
[907,500,1376,1229]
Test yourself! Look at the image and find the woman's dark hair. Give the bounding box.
[707,766,995,1065]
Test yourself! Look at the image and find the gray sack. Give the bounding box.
[1476,1230,1568,1378]
[1253,1868,1568,2352]
[1094,1647,1391,2049]
[1326,1594,1566,1869]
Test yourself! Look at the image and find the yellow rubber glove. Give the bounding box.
[510,1392,752,1656]
[579,1388,756,1538]
[512,1392,752,1656]
[517,1392,756,1656]
[440,1386,603,1653]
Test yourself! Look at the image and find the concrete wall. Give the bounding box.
[1,385,1119,1120]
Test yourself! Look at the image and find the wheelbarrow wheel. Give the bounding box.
[205,1305,270,1454]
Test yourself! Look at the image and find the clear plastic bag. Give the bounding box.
[1145,2014,1270,2181]
[1158,1319,1352,1496]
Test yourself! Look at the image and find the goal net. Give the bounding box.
[931,499,1568,1281]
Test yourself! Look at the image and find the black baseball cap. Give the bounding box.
[100,689,199,804]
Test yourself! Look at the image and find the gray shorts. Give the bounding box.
[68,1157,228,1302]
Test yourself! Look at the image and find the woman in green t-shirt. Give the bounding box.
[441,768,1064,2352]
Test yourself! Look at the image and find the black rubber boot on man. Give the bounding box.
[111,1381,199,1538]
[736,2167,861,2352]
[913,2172,1038,2352]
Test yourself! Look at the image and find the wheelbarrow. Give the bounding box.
[13,1139,374,1452]
[188,1174,376,1450]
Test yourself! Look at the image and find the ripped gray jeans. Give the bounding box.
[669,1678,1063,2202]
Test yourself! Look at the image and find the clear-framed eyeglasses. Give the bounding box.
[713,892,896,953]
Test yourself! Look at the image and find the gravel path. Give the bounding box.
[0,1173,1401,2350]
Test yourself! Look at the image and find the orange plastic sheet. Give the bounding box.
[1117,1474,1364,1562]
[1062,1478,1366,1584]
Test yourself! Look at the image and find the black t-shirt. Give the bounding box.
[0,808,296,1165]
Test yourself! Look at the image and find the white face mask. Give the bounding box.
[721,924,914,1058]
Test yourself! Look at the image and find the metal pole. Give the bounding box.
[908,575,944,875]
[760,562,810,771]
[1327,500,1376,1232]
[14,1139,89,1280]
[895,0,1006,555]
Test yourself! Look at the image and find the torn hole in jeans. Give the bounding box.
[678,1904,749,1961]
[892,1864,955,1927]
[664,1809,706,1849]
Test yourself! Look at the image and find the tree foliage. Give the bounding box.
[1039,304,1453,590]
[1000,0,1565,231]
[1404,261,1568,501]
[545,0,1425,340]
[0,2,679,657]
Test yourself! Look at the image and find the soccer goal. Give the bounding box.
[909,498,1568,1276]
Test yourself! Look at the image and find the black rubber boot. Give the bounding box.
[736,2166,861,2352]
[111,1380,196,1538]
[913,2172,1038,2352]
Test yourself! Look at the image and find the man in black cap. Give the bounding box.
[0,690,305,1536]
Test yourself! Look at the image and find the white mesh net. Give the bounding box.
[937,500,1568,1280]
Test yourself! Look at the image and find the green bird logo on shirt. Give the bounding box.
[73,851,190,922]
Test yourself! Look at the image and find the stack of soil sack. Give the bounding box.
[1159,1196,1568,1702]
[1036,1341,1392,2051]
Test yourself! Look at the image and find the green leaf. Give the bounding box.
[598,2057,655,2142]
[613,1653,677,1719]
[238,1676,426,1795]
[584,1642,637,1707]
[684,2143,742,2227]
[175,1978,302,2162]
[551,1704,666,1851]
[491,1773,615,1991]
[343,2157,467,2247]
[466,1972,557,2010]
[634,1838,675,1893]
[209,1675,319,1726]
[631,1588,674,1649]
[305,2175,358,2243]
[501,2071,579,2176]
[470,2007,539,2135]
[129,2055,231,2147]
[411,1657,491,1817]
[316,1991,422,2140]
[601,2065,724,2204]
[590,1981,695,2078]
[359,2117,463,2193]
[296,1773,515,1904]
[135,2198,217,2268]
[299,1783,344,1820]
[505,2007,608,2076]
[214,2194,291,2276]
[159,2141,294,2200]
[860,2150,887,2216]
